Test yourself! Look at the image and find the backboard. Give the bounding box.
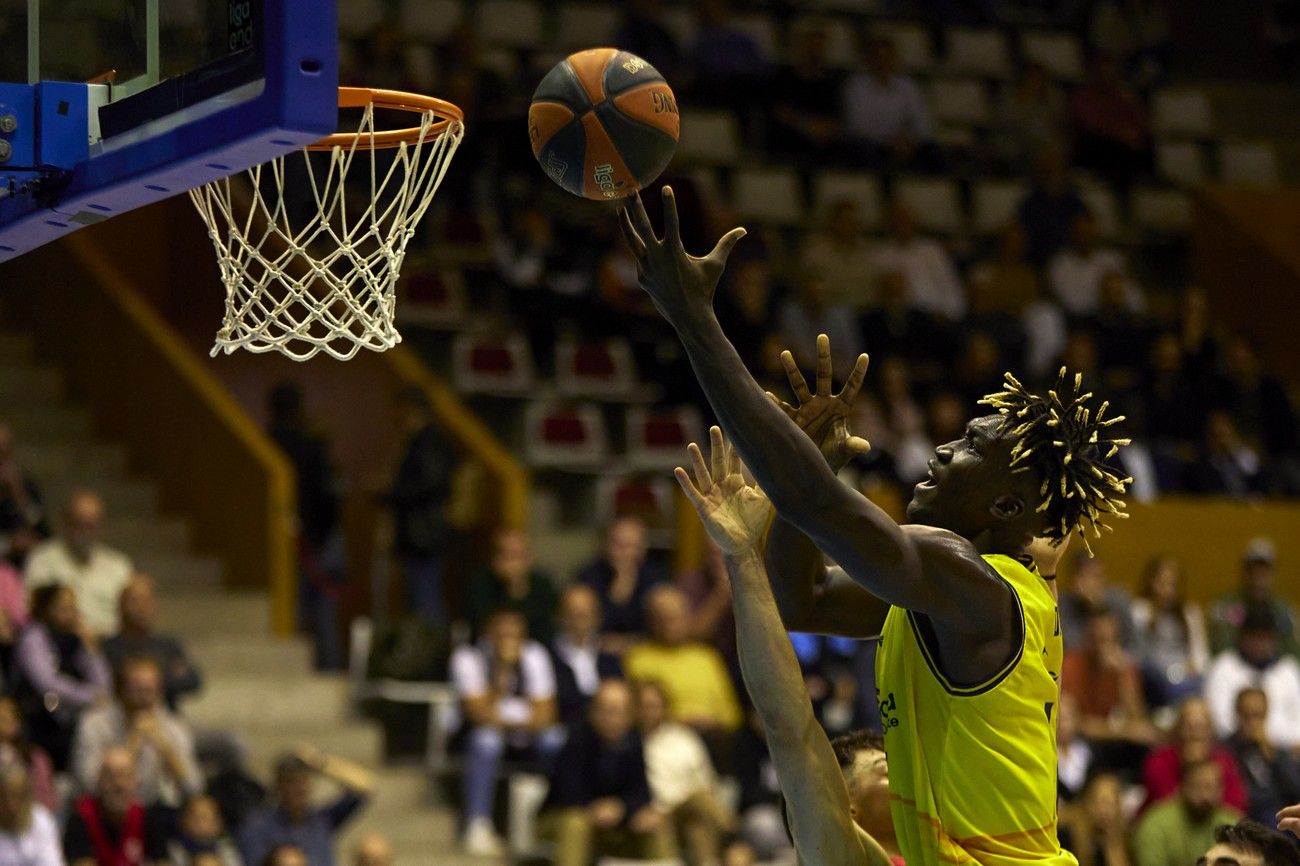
[0,0,338,261]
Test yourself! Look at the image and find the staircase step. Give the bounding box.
[44,477,159,517]
[133,552,223,590]
[189,675,353,727]
[237,723,384,772]
[0,366,62,401]
[187,635,313,674]
[105,516,191,555]
[157,590,269,637]
[17,441,128,479]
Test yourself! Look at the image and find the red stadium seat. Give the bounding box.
[452,333,535,394]
[625,406,704,471]
[399,268,466,327]
[524,401,609,469]
[555,337,638,399]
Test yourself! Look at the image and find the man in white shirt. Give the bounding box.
[1204,604,1300,752]
[25,490,132,637]
[870,200,965,321]
[550,585,622,726]
[1047,210,1143,315]
[841,36,939,171]
[635,680,733,866]
[451,609,563,856]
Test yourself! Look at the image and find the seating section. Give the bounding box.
[452,334,536,394]
[523,401,609,468]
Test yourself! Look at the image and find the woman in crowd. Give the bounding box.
[1058,773,1133,866]
[0,764,63,866]
[0,698,55,812]
[1131,555,1209,709]
[1142,696,1247,813]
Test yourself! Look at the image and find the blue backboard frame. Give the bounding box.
[0,0,338,261]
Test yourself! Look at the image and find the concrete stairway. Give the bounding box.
[0,329,484,865]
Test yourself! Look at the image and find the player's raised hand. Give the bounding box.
[768,334,871,472]
[1279,802,1300,834]
[618,186,747,325]
[675,426,774,556]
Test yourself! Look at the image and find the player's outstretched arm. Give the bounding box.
[675,431,889,866]
[619,189,932,614]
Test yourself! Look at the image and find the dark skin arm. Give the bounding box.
[619,191,1013,671]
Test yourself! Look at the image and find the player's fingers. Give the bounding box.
[617,208,647,260]
[780,351,813,403]
[687,442,712,492]
[709,426,727,482]
[815,334,833,396]
[661,186,682,250]
[706,226,747,268]
[629,191,659,244]
[839,353,871,403]
[674,467,707,511]
[1277,804,1300,831]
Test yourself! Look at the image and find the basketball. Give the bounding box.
[528,48,680,201]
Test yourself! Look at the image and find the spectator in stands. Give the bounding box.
[636,680,733,866]
[386,386,456,630]
[1070,52,1152,190]
[451,609,563,855]
[714,258,782,382]
[615,0,681,82]
[26,490,132,637]
[267,382,345,671]
[1184,411,1270,497]
[576,516,668,653]
[856,357,933,485]
[1060,554,1136,652]
[1131,555,1210,707]
[1211,541,1296,657]
[857,271,950,378]
[1057,693,1093,803]
[871,200,966,321]
[237,748,374,866]
[73,656,202,807]
[0,698,55,812]
[1212,338,1300,468]
[1058,773,1132,866]
[1061,608,1158,768]
[789,633,864,736]
[168,795,241,866]
[732,712,788,860]
[351,834,393,866]
[1198,821,1300,866]
[260,846,307,866]
[968,223,1040,318]
[0,422,48,569]
[102,574,203,711]
[63,745,172,866]
[1204,604,1300,752]
[951,330,1010,413]
[676,544,736,664]
[550,585,622,727]
[1048,212,1140,316]
[801,199,877,311]
[0,764,60,866]
[1018,144,1088,267]
[1142,697,1247,813]
[13,583,111,770]
[1133,760,1240,866]
[990,60,1065,170]
[1139,333,1204,481]
[624,586,744,743]
[769,22,843,161]
[0,563,25,695]
[462,530,558,646]
[776,270,863,375]
[1085,271,1154,385]
[842,34,940,172]
[1228,687,1300,827]
[540,680,672,866]
[685,0,769,109]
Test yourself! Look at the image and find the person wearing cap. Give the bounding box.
[1204,602,1300,751]
[1210,539,1299,657]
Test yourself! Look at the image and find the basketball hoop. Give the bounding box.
[190,87,465,361]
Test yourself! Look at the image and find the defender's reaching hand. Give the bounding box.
[769,334,871,472]
[618,186,747,325]
[675,427,774,556]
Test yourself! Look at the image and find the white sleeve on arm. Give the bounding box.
[450,647,487,699]
[522,643,557,700]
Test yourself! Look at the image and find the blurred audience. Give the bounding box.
[101,575,203,712]
[1061,608,1158,767]
[1204,604,1300,752]
[1061,555,1135,652]
[675,545,736,664]
[462,530,558,646]
[1140,697,1247,814]
[0,764,61,866]
[0,698,55,813]
[168,795,241,866]
[63,746,171,866]
[615,0,681,81]
[1056,694,1093,803]
[550,585,623,727]
[991,61,1064,169]
[1210,538,1298,656]
[769,24,844,161]
[800,199,876,310]
[1058,773,1133,866]
[1018,145,1088,267]
[0,422,48,570]
[26,491,132,638]
[871,200,965,321]
[842,35,940,171]
[1132,760,1240,866]
[685,0,770,109]
[1048,211,1140,316]
[1070,52,1152,189]
[350,833,392,866]
[1227,687,1300,826]
[776,271,863,374]
[576,516,668,653]
[1131,555,1209,708]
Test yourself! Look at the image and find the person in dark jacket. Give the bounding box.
[540,680,673,866]
[1227,687,1300,826]
[549,585,622,726]
[387,387,457,629]
[574,516,667,654]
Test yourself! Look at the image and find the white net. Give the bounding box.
[190,99,464,361]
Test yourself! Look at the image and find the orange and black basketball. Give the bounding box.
[528,48,680,201]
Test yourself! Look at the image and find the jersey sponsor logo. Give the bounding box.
[593,163,625,198]
[877,689,901,732]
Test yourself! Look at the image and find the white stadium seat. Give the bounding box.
[1218,141,1280,185]
[894,177,965,235]
[732,168,807,226]
[1156,141,1208,187]
[1151,89,1214,138]
[554,3,621,52]
[810,171,884,230]
[928,78,992,128]
[676,110,741,165]
[1019,30,1084,81]
[945,27,1013,79]
[398,0,463,42]
[475,0,545,49]
[1132,188,1192,233]
[971,179,1029,235]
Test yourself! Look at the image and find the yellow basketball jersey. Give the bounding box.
[875,553,1075,866]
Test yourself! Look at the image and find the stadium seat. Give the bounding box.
[944,27,1013,79]
[1132,188,1192,233]
[1079,184,1123,239]
[339,0,387,36]
[733,13,781,62]
[596,474,675,539]
[894,177,965,235]
[1018,30,1084,81]
[1156,141,1208,187]
[810,171,884,229]
[398,268,466,327]
[732,167,807,226]
[524,401,610,469]
[677,110,741,165]
[1151,89,1214,138]
[553,3,621,51]
[452,333,536,394]
[555,337,639,399]
[971,179,1030,235]
[1218,141,1280,185]
[792,15,860,68]
[872,21,935,72]
[475,0,545,49]
[398,0,463,42]
[508,773,552,857]
[625,406,705,471]
[928,78,992,128]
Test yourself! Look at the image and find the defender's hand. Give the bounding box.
[769,334,870,472]
[618,187,747,326]
[675,427,774,556]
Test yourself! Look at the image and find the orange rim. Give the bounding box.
[307,86,465,151]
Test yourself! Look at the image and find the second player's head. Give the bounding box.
[906,368,1130,556]
[830,730,891,842]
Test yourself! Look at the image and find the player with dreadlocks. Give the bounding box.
[617,189,1133,866]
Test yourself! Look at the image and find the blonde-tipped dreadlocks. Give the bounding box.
[978,367,1131,555]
